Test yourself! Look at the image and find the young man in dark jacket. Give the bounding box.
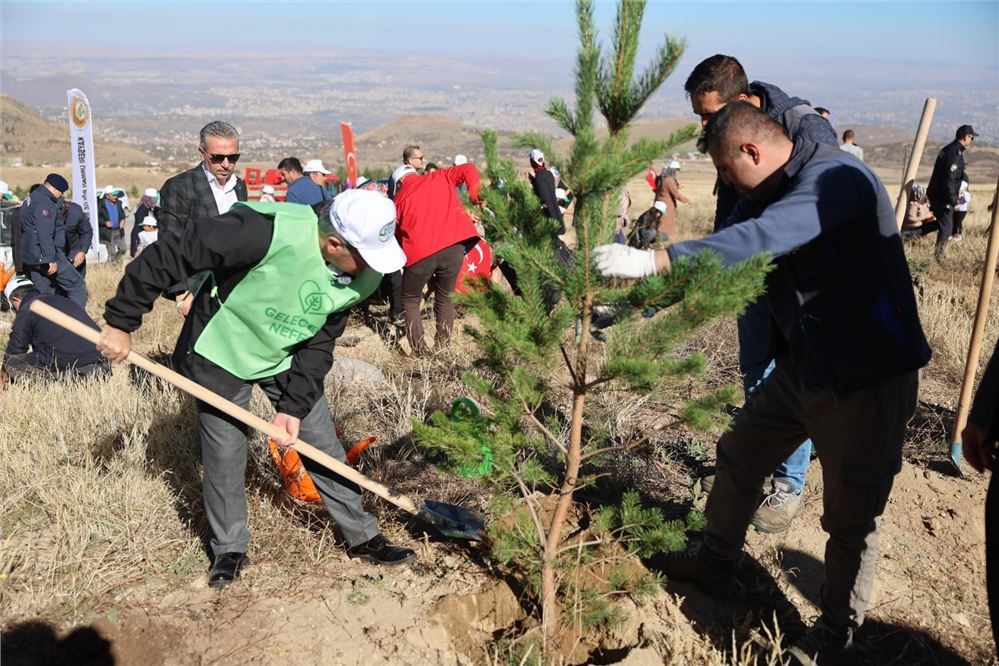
[96,191,416,586]
[681,54,840,532]
[594,103,930,659]
[926,124,976,256]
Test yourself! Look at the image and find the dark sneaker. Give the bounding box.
[752,479,803,534]
[209,552,248,588]
[661,545,735,597]
[786,617,855,665]
[347,535,416,566]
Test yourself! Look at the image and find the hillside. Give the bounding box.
[0,95,153,167]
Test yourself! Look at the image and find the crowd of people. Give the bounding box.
[0,51,994,661]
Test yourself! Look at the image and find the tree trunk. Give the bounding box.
[540,293,592,657]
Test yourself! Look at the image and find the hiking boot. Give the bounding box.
[661,545,735,597]
[347,534,416,566]
[786,617,855,665]
[752,479,803,534]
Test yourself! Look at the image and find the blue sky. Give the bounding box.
[2,1,997,70]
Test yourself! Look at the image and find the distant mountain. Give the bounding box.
[0,95,152,166]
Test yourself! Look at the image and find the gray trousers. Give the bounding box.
[198,377,381,556]
[704,363,918,628]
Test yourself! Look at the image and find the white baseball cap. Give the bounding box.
[328,189,406,274]
[653,201,668,214]
[261,184,275,195]
[0,180,8,195]
[529,149,545,165]
[391,164,417,185]
[304,159,332,175]
[669,160,681,170]
[142,213,158,227]
[4,274,34,301]
[144,187,158,198]
[453,154,468,166]
[355,176,370,187]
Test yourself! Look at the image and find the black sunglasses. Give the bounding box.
[205,152,241,164]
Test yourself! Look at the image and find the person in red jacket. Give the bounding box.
[392,163,482,355]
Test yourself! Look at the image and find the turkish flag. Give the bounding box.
[340,122,358,188]
[455,238,493,295]
[645,167,657,191]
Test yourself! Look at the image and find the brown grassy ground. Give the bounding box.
[0,168,995,664]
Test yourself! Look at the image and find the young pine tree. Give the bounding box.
[415,0,771,656]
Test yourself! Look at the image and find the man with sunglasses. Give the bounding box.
[158,121,248,312]
[926,124,977,257]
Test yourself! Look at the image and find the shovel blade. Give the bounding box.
[948,441,964,478]
[418,500,485,541]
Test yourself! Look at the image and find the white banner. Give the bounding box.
[66,88,98,252]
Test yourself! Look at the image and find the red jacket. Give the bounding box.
[394,164,481,267]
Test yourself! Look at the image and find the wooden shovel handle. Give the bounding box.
[953,179,999,447]
[894,97,936,230]
[29,299,420,515]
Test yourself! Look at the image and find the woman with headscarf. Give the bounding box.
[131,188,159,257]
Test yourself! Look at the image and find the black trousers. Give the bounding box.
[930,203,954,248]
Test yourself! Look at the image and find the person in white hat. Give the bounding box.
[98,185,128,260]
[96,191,415,586]
[131,187,160,257]
[303,159,334,202]
[136,212,159,254]
[258,184,277,203]
[1,274,109,389]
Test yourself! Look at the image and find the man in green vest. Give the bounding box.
[97,190,415,587]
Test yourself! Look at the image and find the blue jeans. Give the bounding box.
[744,358,813,493]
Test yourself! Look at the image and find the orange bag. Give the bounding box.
[268,439,322,503]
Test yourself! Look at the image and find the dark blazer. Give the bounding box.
[96,197,127,242]
[157,164,247,295]
[157,164,247,242]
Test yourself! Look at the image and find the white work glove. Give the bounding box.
[592,244,658,279]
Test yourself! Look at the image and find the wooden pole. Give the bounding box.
[894,97,937,230]
[951,180,999,472]
[28,299,422,515]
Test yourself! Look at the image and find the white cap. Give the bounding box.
[262,184,276,195]
[3,275,34,301]
[555,187,567,200]
[653,201,668,214]
[142,213,158,227]
[328,189,406,274]
[303,159,332,175]
[144,187,158,198]
[355,176,370,187]
[453,154,468,166]
[529,149,545,165]
[669,160,681,170]
[391,164,417,185]
[0,180,8,195]
[104,185,118,196]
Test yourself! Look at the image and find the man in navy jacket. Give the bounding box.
[17,174,86,308]
[594,103,930,657]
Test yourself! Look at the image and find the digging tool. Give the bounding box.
[894,97,936,231]
[950,180,999,474]
[30,299,485,540]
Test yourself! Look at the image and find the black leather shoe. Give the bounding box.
[347,535,416,566]
[208,552,248,588]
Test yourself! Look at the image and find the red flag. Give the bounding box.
[340,122,358,188]
[455,239,493,295]
[645,166,657,191]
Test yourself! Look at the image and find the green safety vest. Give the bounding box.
[194,201,381,380]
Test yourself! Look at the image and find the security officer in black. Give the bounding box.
[927,124,976,256]
[18,173,87,308]
[60,199,94,280]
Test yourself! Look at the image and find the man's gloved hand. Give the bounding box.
[592,244,658,279]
